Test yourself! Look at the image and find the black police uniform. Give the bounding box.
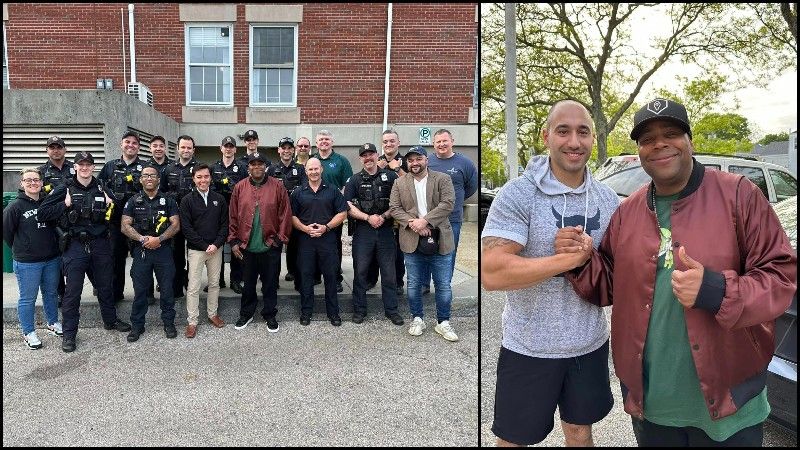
[343,168,399,318]
[162,158,197,297]
[38,176,130,346]
[211,157,248,290]
[267,160,307,287]
[38,159,80,297]
[149,157,173,186]
[290,183,348,321]
[123,190,179,334]
[99,156,145,301]
[376,152,407,288]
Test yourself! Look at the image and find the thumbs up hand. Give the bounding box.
[671,246,705,308]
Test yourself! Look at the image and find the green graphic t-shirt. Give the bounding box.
[643,193,769,442]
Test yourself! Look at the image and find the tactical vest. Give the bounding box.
[60,183,109,230]
[40,162,74,195]
[271,163,302,194]
[356,171,393,215]
[212,160,246,195]
[110,159,143,203]
[165,160,196,201]
[130,193,170,238]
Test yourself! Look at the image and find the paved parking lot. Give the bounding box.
[480,289,797,447]
[2,223,479,447]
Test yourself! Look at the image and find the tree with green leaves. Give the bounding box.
[758,132,791,145]
[481,3,797,176]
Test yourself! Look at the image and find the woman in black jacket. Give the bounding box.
[2,168,61,349]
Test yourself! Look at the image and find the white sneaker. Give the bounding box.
[24,331,43,349]
[435,320,459,342]
[408,317,426,336]
[47,322,63,337]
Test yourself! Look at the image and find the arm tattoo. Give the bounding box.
[159,216,181,241]
[120,215,142,241]
[482,236,515,250]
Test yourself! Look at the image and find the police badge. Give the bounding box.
[381,173,388,182]
[160,198,166,205]
[137,165,142,171]
[233,166,238,172]
[213,200,218,206]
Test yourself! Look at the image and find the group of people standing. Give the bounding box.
[4,127,478,352]
[482,99,796,447]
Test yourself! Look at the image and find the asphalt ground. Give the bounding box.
[2,223,479,447]
[480,288,798,447]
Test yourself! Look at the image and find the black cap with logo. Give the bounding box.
[74,152,95,164]
[630,98,692,141]
[359,143,378,156]
[244,130,259,140]
[47,136,66,148]
[221,136,237,146]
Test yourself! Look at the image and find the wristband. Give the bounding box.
[324,224,331,232]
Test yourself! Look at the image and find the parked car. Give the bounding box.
[768,195,797,432]
[595,154,797,204]
[479,188,497,234]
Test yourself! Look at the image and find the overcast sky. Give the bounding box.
[483,4,798,138]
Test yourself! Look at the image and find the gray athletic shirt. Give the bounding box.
[481,155,620,358]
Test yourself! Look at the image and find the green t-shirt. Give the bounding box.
[643,193,769,442]
[313,151,353,190]
[247,205,268,253]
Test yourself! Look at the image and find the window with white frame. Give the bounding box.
[250,25,297,106]
[186,25,233,105]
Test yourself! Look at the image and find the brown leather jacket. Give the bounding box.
[568,159,796,421]
[227,177,292,249]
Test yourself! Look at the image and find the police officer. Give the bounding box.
[120,165,180,342]
[376,128,408,295]
[39,152,132,353]
[38,136,78,302]
[162,134,198,298]
[344,143,404,326]
[148,135,173,181]
[99,131,145,302]
[267,137,307,289]
[237,129,270,169]
[211,136,248,293]
[291,158,349,327]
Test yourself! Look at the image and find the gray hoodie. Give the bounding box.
[482,155,620,358]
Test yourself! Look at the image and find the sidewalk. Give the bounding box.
[3,222,479,327]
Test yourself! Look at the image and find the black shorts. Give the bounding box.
[631,418,764,447]
[491,341,614,445]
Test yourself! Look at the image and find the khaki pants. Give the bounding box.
[186,248,222,325]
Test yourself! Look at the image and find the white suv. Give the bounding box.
[595,154,797,204]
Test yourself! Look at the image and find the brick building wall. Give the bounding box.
[5,3,477,125]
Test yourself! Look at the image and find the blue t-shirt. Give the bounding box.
[427,152,478,223]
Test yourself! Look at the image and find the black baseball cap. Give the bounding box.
[359,143,378,156]
[46,136,65,147]
[247,152,267,164]
[279,137,295,148]
[221,136,237,147]
[630,98,692,141]
[74,152,94,164]
[244,130,259,140]
[122,130,141,142]
[151,135,166,145]
[406,146,428,158]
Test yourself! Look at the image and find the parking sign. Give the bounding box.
[419,127,432,145]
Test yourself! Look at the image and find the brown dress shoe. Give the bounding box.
[208,315,226,328]
[185,324,197,338]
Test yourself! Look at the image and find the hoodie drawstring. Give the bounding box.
[561,189,590,232]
